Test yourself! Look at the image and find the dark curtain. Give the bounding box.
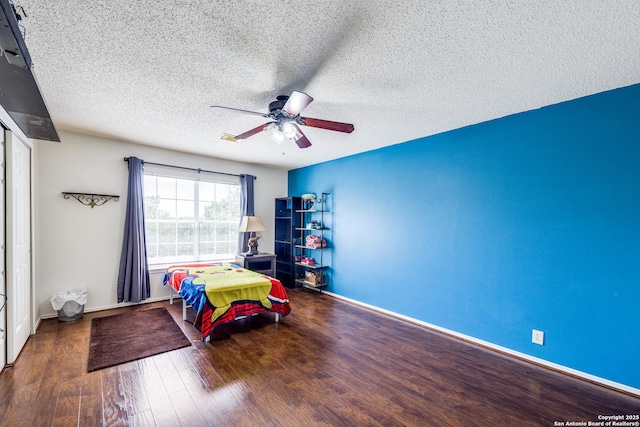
[238,174,256,253]
[117,157,150,303]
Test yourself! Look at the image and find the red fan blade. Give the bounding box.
[292,124,312,148]
[282,91,314,116]
[235,122,273,140]
[210,105,269,118]
[302,117,354,133]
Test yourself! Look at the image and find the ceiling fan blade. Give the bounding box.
[220,133,239,142]
[282,91,314,116]
[210,105,269,118]
[292,124,312,148]
[301,117,355,133]
[235,123,273,140]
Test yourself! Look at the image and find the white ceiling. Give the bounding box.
[18,0,640,169]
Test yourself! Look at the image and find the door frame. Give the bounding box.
[1,108,36,369]
[0,126,5,372]
[4,127,35,364]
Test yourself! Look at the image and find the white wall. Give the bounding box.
[35,131,288,319]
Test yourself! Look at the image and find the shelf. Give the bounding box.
[293,193,330,293]
[295,262,328,269]
[274,196,302,288]
[62,192,120,208]
[295,279,327,288]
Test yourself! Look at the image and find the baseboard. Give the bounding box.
[32,316,41,335]
[322,290,640,398]
[38,294,179,320]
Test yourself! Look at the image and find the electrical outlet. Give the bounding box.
[532,329,544,345]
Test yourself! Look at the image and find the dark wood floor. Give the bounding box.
[1,289,638,426]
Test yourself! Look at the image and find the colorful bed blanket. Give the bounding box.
[163,262,291,339]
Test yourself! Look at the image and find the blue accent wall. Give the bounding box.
[288,83,640,390]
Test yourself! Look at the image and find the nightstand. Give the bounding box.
[235,253,276,277]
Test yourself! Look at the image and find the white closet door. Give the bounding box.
[6,131,31,364]
[0,130,5,372]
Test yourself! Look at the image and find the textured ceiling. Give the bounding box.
[15,0,640,169]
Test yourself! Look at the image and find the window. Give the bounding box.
[143,173,241,265]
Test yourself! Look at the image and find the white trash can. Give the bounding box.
[50,288,88,321]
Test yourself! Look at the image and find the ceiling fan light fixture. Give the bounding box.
[281,121,297,139]
[268,123,285,143]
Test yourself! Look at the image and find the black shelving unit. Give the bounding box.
[274,196,302,288]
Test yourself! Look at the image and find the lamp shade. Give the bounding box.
[238,215,266,233]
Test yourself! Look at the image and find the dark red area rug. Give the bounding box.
[88,307,191,372]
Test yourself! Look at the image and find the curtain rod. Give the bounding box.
[123,157,255,179]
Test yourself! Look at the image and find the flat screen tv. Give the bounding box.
[0,0,31,69]
[0,0,59,141]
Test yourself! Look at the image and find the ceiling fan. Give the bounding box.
[211,91,354,148]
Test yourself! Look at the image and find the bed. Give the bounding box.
[163,262,291,340]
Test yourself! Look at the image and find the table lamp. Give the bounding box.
[238,215,266,255]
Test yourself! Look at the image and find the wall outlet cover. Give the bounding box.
[532,329,545,345]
